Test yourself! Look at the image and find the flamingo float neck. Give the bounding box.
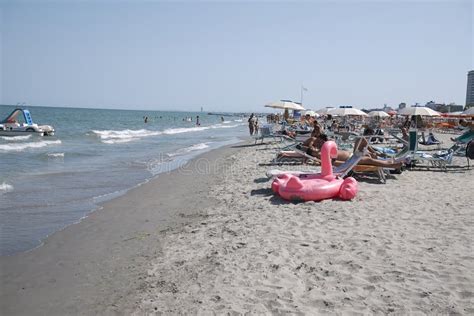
[320,141,338,178]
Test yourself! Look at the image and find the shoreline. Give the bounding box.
[0,137,242,257]
[0,141,247,315]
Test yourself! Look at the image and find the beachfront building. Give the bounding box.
[466,70,474,108]
[425,101,464,113]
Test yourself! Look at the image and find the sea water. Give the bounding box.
[0,105,248,255]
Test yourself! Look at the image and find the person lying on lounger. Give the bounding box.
[311,133,404,169]
[276,125,323,160]
[281,133,403,169]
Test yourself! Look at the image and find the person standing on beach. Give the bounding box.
[254,117,259,135]
[248,113,256,135]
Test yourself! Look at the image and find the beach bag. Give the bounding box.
[466,141,474,160]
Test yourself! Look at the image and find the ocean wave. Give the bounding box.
[167,142,211,157]
[211,124,240,129]
[91,129,163,144]
[92,123,243,144]
[234,119,243,122]
[222,120,232,124]
[162,126,211,134]
[0,182,14,194]
[47,152,65,158]
[0,140,62,152]
[163,122,244,134]
[0,135,32,141]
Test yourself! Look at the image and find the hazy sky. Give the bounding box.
[1,0,472,112]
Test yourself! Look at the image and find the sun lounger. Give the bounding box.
[407,129,468,170]
[254,125,283,144]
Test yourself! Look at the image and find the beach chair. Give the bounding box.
[334,131,357,151]
[333,146,390,184]
[407,129,462,171]
[418,131,441,149]
[347,165,388,183]
[451,129,474,144]
[254,125,283,144]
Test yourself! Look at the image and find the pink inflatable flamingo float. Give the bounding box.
[272,141,358,202]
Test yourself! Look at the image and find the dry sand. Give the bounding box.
[134,134,473,315]
[1,134,473,315]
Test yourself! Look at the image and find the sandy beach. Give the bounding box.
[1,134,473,315]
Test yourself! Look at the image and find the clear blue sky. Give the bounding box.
[1,0,472,112]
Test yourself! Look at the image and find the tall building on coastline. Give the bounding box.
[467,70,474,108]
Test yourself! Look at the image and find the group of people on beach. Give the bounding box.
[278,121,404,170]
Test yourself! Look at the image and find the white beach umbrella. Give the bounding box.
[398,106,441,116]
[368,110,390,117]
[265,100,305,111]
[462,107,474,115]
[304,110,319,117]
[329,107,368,116]
[316,107,335,115]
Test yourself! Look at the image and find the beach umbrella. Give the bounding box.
[264,100,305,111]
[398,106,441,116]
[441,111,465,117]
[316,107,335,115]
[328,107,368,116]
[462,107,474,115]
[368,110,390,118]
[304,110,319,117]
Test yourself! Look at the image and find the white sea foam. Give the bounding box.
[0,182,14,194]
[93,123,243,144]
[0,140,62,152]
[167,142,210,157]
[211,124,240,129]
[222,120,232,124]
[91,129,163,144]
[234,119,243,122]
[47,152,65,158]
[162,126,211,134]
[0,135,32,141]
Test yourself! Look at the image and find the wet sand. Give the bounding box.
[0,144,243,315]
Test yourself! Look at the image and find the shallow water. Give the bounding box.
[0,105,247,255]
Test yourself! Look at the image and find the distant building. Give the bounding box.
[425,101,463,113]
[362,105,394,113]
[466,70,474,108]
